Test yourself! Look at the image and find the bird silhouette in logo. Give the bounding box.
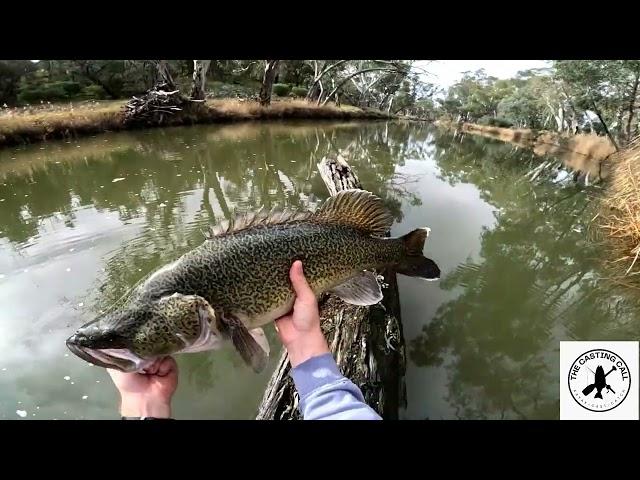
[582,365,616,399]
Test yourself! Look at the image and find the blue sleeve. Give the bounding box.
[289,353,382,420]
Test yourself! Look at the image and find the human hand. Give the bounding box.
[275,261,330,368]
[107,356,178,418]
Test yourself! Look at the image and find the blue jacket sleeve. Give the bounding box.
[289,353,382,420]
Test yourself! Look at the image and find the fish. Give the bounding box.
[66,189,440,374]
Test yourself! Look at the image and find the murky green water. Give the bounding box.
[0,121,638,420]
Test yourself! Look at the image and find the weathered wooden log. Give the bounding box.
[256,156,407,420]
[123,82,188,126]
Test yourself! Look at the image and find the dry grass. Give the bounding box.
[205,98,384,120]
[204,120,365,143]
[534,131,616,180]
[599,137,640,284]
[0,98,392,148]
[441,121,617,182]
[0,100,126,146]
[462,122,538,146]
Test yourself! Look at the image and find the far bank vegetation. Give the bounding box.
[0,60,437,146]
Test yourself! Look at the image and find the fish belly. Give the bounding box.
[235,297,296,329]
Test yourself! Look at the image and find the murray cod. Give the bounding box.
[66,189,440,373]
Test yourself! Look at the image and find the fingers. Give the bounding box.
[156,356,178,377]
[290,261,315,304]
[144,360,160,375]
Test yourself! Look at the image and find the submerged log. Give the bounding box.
[256,156,407,420]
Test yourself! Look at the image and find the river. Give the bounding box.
[0,121,636,419]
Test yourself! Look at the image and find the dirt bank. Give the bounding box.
[0,99,396,148]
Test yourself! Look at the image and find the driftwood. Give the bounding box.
[123,82,189,126]
[256,156,407,420]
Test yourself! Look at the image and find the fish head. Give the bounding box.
[66,294,218,372]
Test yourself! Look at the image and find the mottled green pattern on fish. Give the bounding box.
[137,220,405,326]
[66,189,440,373]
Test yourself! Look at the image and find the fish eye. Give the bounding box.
[89,335,96,340]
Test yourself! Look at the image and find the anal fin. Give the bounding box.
[250,327,270,356]
[330,271,383,306]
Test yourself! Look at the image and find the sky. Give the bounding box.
[414,60,551,91]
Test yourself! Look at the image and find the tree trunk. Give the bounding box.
[378,92,392,110]
[591,98,619,151]
[626,70,640,144]
[75,61,119,99]
[315,80,324,106]
[256,156,407,420]
[321,67,399,106]
[306,60,349,100]
[190,60,211,100]
[259,60,280,107]
[155,60,176,90]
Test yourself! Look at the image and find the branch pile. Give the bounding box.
[123,82,188,126]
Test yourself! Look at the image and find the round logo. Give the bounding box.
[568,349,631,412]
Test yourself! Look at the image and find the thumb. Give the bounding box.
[157,356,178,377]
[290,261,315,303]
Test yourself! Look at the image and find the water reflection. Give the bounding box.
[1,121,637,420]
[0,121,430,418]
[408,131,639,419]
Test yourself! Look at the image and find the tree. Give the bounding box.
[259,60,280,106]
[305,60,349,102]
[0,60,37,105]
[320,61,411,107]
[155,60,176,90]
[554,60,640,148]
[190,60,211,100]
[69,60,127,98]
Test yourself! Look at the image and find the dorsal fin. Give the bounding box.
[204,207,313,239]
[204,189,392,239]
[312,189,393,235]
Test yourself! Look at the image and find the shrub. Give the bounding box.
[479,116,513,128]
[81,84,107,100]
[290,86,308,97]
[18,82,69,103]
[272,83,291,97]
[59,81,82,96]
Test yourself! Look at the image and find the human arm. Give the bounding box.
[275,261,382,420]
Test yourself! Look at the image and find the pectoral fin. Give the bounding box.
[330,271,383,306]
[250,327,270,356]
[218,313,268,373]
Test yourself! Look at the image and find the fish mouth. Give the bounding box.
[65,338,147,372]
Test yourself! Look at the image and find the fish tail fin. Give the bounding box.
[396,228,440,280]
[402,227,431,256]
[595,391,603,399]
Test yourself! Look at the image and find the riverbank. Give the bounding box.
[0,98,396,148]
[435,121,640,287]
[599,138,640,284]
[436,120,617,182]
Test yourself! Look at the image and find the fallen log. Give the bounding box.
[256,156,407,420]
[122,82,189,126]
